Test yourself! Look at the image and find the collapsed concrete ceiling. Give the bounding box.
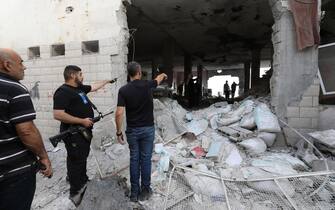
[126,0,335,66]
[126,0,274,65]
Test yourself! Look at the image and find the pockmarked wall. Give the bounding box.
[0,0,129,140]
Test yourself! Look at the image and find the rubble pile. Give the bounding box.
[144,97,335,210]
[33,97,334,210]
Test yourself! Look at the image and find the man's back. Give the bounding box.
[117,80,157,128]
[224,83,230,92]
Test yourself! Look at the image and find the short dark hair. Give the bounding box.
[64,65,81,81]
[127,61,141,77]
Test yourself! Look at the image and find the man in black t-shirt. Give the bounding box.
[0,48,52,210]
[115,61,167,202]
[53,65,111,206]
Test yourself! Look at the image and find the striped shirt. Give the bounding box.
[0,72,37,179]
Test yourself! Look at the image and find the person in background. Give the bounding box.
[224,80,230,101]
[231,81,238,99]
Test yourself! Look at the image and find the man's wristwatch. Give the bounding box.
[116,132,123,136]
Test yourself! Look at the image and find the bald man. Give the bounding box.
[0,48,52,210]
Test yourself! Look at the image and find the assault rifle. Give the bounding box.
[49,110,114,147]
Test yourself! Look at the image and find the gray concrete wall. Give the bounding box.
[269,0,321,146]
[270,0,319,118]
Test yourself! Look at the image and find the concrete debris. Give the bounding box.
[154,143,171,173]
[239,112,256,129]
[239,138,267,154]
[216,115,241,127]
[254,103,281,133]
[34,97,331,210]
[186,119,208,136]
[183,171,224,198]
[257,132,277,147]
[309,129,335,148]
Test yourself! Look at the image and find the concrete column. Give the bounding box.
[162,38,175,86]
[197,64,203,97]
[184,53,192,84]
[251,48,261,88]
[151,58,159,80]
[197,64,203,86]
[244,62,251,91]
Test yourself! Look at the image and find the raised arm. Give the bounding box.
[154,73,168,86]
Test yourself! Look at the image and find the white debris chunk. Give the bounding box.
[186,119,208,136]
[309,129,335,148]
[216,115,241,127]
[225,147,243,167]
[201,136,212,152]
[257,132,276,147]
[239,112,256,129]
[254,103,281,133]
[183,171,224,197]
[239,138,267,154]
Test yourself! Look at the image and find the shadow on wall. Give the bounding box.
[29,81,40,100]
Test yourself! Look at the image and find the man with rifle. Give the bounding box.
[53,65,114,206]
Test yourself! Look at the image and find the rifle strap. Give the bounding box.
[60,85,102,115]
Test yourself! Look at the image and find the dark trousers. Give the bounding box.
[126,126,155,196]
[64,132,91,196]
[0,169,36,210]
[231,91,235,99]
[224,91,230,100]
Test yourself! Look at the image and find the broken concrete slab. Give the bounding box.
[309,129,335,148]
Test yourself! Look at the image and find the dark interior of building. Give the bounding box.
[125,0,335,107]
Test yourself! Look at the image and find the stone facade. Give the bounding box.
[0,0,129,140]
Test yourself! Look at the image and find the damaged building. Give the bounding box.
[1,0,335,209]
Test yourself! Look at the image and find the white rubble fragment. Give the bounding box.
[183,171,224,197]
[154,143,171,172]
[186,119,208,136]
[309,129,335,148]
[201,103,232,119]
[264,153,308,170]
[225,147,243,167]
[251,156,299,175]
[209,115,218,129]
[257,132,277,147]
[239,138,267,154]
[254,103,281,133]
[216,115,241,127]
[185,112,193,122]
[239,112,256,129]
[206,141,224,161]
[201,136,212,152]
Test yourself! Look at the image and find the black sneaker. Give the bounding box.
[138,187,152,201]
[130,194,138,202]
[69,184,87,207]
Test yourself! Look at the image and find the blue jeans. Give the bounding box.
[126,126,155,196]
